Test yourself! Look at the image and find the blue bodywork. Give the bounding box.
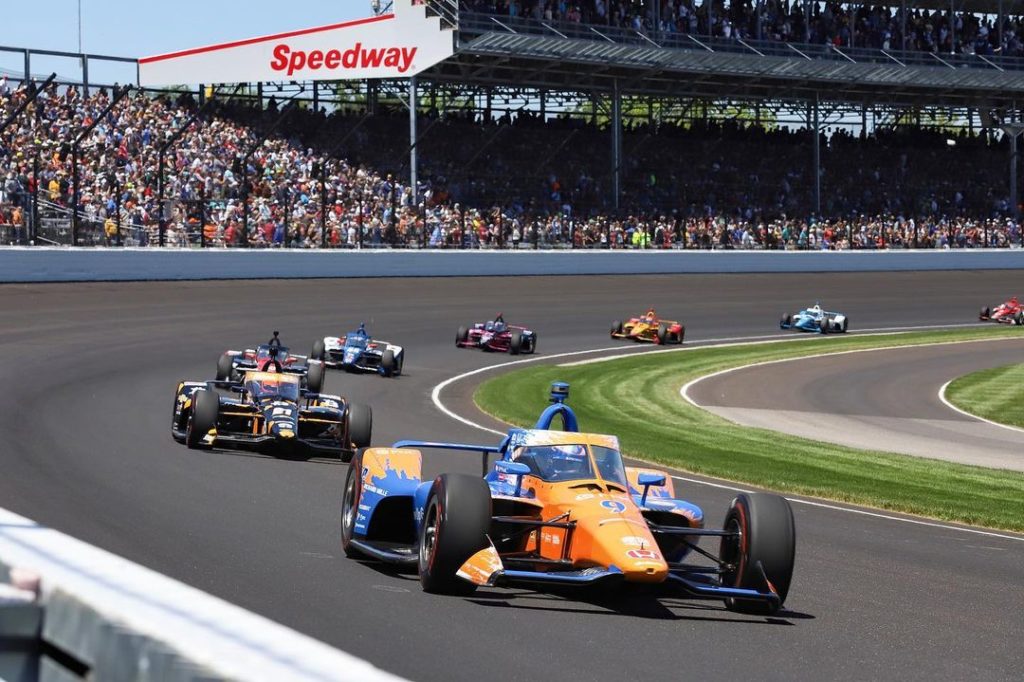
[325,323,404,376]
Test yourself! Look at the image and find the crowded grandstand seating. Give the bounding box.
[0,76,1020,249]
[461,1,1024,58]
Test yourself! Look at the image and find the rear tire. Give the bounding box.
[311,339,325,361]
[186,390,219,449]
[381,349,396,377]
[340,449,365,558]
[611,320,623,337]
[417,474,492,595]
[306,361,325,394]
[456,326,469,346]
[348,402,372,450]
[719,493,795,615]
[216,353,233,381]
[509,330,523,355]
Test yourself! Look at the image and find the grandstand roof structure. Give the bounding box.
[425,9,1024,108]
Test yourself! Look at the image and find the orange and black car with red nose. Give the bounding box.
[340,382,795,614]
[611,308,684,344]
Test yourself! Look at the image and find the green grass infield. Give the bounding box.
[475,327,1024,532]
[945,363,1024,431]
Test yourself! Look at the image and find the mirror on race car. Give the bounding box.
[638,472,666,487]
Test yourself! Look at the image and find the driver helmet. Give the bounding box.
[493,320,506,333]
[549,444,589,477]
[485,321,495,332]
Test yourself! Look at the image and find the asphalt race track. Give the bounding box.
[688,337,1024,471]
[1,272,1022,681]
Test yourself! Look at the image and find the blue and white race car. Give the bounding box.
[780,304,848,333]
[311,324,404,377]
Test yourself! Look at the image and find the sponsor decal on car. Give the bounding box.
[626,549,661,560]
[601,500,627,514]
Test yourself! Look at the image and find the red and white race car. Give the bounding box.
[980,297,1024,325]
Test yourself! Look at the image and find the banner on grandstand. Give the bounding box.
[138,0,454,86]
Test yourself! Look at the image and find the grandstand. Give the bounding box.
[0,0,1022,249]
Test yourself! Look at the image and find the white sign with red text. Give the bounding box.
[139,0,454,86]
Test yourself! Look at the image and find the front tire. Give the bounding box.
[840,317,849,333]
[509,330,523,355]
[381,349,397,377]
[311,339,326,361]
[456,326,469,346]
[348,402,372,450]
[611,320,623,337]
[818,318,829,334]
[657,322,669,344]
[674,325,685,344]
[340,449,365,557]
[306,361,325,394]
[980,306,991,321]
[719,493,795,615]
[186,389,219,449]
[417,474,492,594]
[216,353,233,381]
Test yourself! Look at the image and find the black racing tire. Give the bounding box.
[818,318,829,334]
[509,330,523,355]
[719,493,796,615]
[526,333,537,354]
[348,402,372,449]
[340,449,365,558]
[611,320,623,337]
[980,306,991,321]
[840,317,849,333]
[306,361,325,394]
[186,389,219,449]
[456,326,469,346]
[417,473,492,595]
[311,339,326,361]
[381,349,396,377]
[216,353,233,381]
[657,322,669,344]
[780,314,792,329]
[1016,311,1024,326]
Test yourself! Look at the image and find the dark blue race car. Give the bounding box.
[312,324,405,378]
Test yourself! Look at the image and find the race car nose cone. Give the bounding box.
[271,424,296,439]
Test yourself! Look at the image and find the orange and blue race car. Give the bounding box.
[340,382,794,614]
[611,309,684,344]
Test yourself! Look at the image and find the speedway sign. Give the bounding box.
[138,0,454,86]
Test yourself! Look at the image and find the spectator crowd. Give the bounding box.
[461,0,1024,58]
[0,74,1020,250]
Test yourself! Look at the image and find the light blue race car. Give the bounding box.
[780,303,848,334]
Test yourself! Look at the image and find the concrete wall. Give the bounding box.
[2,247,1023,283]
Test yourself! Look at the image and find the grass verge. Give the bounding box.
[475,327,1024,532]
[946,363,1024,430]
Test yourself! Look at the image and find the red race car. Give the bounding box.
[980,297,1024,325]
[456,314,537,355]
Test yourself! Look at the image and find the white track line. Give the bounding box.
[431,327,1024,543]
[938,379,1024,435]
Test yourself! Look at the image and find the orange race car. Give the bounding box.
[611,308,684,344]
[340,382,794,614]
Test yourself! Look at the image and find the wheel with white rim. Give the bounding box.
[340,449,365,557]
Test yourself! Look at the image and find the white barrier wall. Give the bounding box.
[2,248,1024,282]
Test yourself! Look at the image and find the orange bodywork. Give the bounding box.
[486,431,677,584]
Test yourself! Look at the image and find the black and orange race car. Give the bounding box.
[980,297,1024,325]
[611,309,684,344]
[171,370,371,461]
